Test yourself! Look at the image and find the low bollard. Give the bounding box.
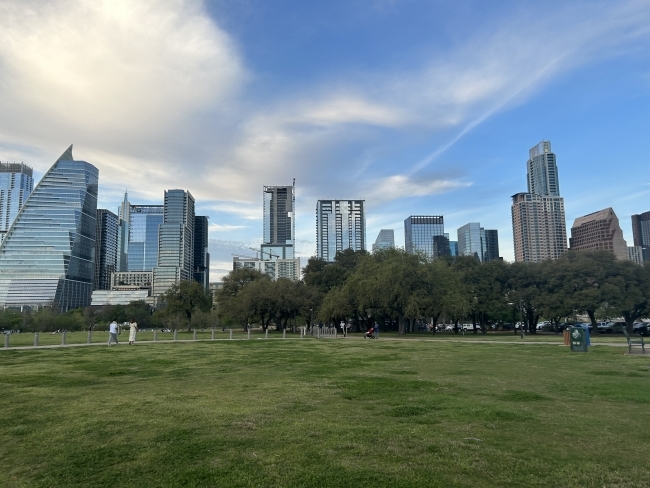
[62,331,67,345]
[87,331,92,344]
[265,329,268,339]
[34,332,39,347]
[248,329,251,340]
[4,333,9,348]
[317,328,320,338]
[335,329,337,339]
[173,330,178,341]
[212,329,215,340]
[229,329,233,340]
[154,329,158,342]
[193,330,197,341]
[283,329,286,339]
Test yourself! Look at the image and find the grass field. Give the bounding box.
[1,338,649,487]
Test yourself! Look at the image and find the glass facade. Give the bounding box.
[0,162,34,242]
[372,229,395,252]
[404,216,444,259]
[631,211,650,262]
[527,141,560,197]
[317,200,366,261]
[0,146,98,311]
[128,205,163,271]
[193,216,209,290]
[94,209,119,290]
[483,229,500,262]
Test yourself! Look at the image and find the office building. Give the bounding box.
[262,183,295,260]
[449,241,459,257]
[194,216,210,290]
[94,209,119,290]
[0,162,34,242]
[372,229,395,252]
[111,271,152,289]
[91,289,151,306]
[0,145,98,311]
[433,234,451,258]
[483,229,500,262]
[457,223,500,262]
[117,191,130,272]
[404,215,444,259]
[628,246,644,266]
[317,200,366,261]
[128,204,164,271]
[570,207,628,260]
[232,256,300,281]
[511,141,567,263]
[152,189,195,296]
[631,211,650,262]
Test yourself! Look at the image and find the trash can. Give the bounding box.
[569,326,588,352]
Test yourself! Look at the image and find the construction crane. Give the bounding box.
[248,247,279,260]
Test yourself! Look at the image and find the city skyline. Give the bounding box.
[1,1,650,278]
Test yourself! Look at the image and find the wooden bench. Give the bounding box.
[623,330,646,354]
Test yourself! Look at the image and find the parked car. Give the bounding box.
[633,322,650,337]
[597,321,625,334]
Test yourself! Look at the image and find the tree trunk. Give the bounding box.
[586,310,597,332]
[623,312,635,334]
[398,315,406,335]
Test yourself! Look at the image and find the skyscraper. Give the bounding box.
[0,146,98,311]
[128,205,164,271]
[404,215,444,259]
[570,208,628,261]
[262,183,295,260]
[117,191,130,272]
[457,223,500,262]
[631,211,650,262]
[317,200,366,261]
[432,234,451,258]
[512,141,567,262]
[94,209,119,290]
[372,229,395,252]
[483,229,500,262]
[193,216,209,290]
[152,189,195,296]
[0,162,34,242]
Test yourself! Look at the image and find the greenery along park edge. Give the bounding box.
[2,249,649,336]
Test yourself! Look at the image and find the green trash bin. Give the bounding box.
[569,326,588,352]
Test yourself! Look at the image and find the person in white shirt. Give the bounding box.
[108,320,119,346]
[128,318,138,345]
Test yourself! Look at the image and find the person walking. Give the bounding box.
[340,320,345,337]
[108,320,119,346]
[374,322,379,339]
[128,318,138,345]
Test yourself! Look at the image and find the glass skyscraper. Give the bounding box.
[128,205,164,271]
[94,209,119,290]
[193,215,209,290]
[527,141,559,197]
[317,200,366,261]
[0,146,98,311]
[152,189,195,296]
[372,229,395,252]
[631,211,650,262]
[262,183,295,260]
[404,216,444,259]
[0,162,34,243]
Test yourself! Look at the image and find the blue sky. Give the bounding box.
[1,0,649,278]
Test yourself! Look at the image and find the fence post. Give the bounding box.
[265,329,268,339]
[230,329,233,340]
[193,330,197,341]
[87,331,92,344]
[212,328,215,340]
[4,333,9,348]
[34,332,39,347]
[173,330,178,342]
[62,331,67,346]
[283,329,286,339]
[335,328,338,339]
[154,329,158,342]
[248,329,251,340]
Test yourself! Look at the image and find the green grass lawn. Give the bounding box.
[1,339,649,487]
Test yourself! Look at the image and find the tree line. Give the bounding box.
[215,248,650,335]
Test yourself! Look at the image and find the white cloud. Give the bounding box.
[364,175,471,206]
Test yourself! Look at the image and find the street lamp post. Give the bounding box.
[520,299,525,339]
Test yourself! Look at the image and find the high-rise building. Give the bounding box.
[457,223,500,262]
[94,209,119,290]
[512,141,567,263]
[631,211,650,262]
[569,207,628,260]
[527,141,560,196]
[317,200,366,261]
[628,246,644,266]
[483,229,500,262]
[117,191,130,272]
[404,215,444,259]
[433,234,451,258]
[372,229,395,252]
[128,205,164,271]
[233,256,300,280]
[152,189,195,296]
[0,146,98,311]
[0,162,34,242]
[262,183,295,260]
[449,241,459,257]
[194,216,209,290]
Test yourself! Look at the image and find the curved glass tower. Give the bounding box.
[0,146,98,311]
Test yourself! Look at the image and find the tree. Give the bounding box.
[606,260,650,333]
[160,280,212,330]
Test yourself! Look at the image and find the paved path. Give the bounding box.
[1,335,635,351]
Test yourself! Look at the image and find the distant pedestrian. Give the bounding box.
[108,320,119,346]
[128,318,138,345]
[374,322,379,339]
[340,320,345,336]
